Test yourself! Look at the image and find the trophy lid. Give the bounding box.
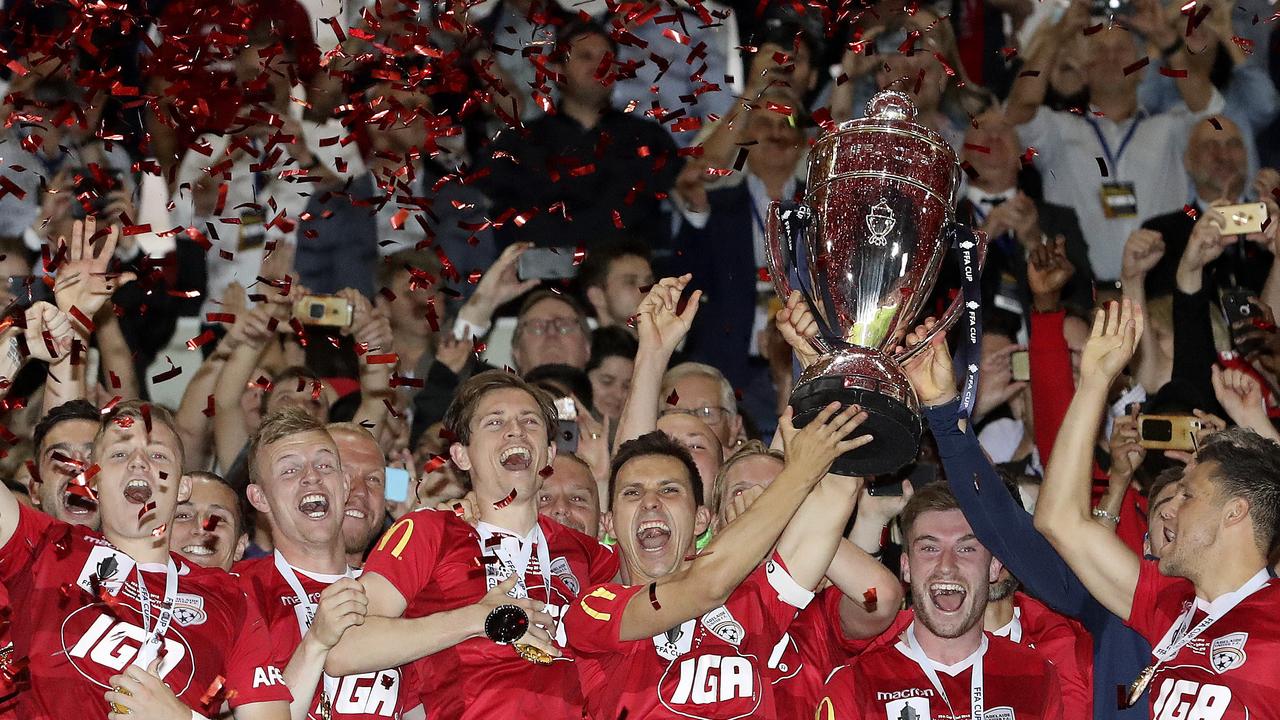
[864,91,917,123]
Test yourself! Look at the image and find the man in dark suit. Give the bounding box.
[950,110,1096,332]
[1139,115,1273,298]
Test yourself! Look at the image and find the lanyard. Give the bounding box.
[274,552,356,713]
[476,521,553,607]
[133,558,179,669]
[1151,571,1270,665]
[904,623,986,720]
[1086,114,1144,176]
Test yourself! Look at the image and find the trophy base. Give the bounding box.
[788,352,922,477]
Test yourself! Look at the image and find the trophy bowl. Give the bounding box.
[766,90,986,476]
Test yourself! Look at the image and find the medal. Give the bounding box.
[319,691,332,720]
[1125,665,1156,708]
[514,643,555,665]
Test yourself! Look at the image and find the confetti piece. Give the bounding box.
[1183,204,1199,219]
[492,488,518,509]
[366,354,398,365]
[1096,157,1109,177]
[114,416,135,429]
[862,587,878,612]
[69,306,95,334]
[202,395,215,418]
[186,330,216,350]
[202,516,222,532]
[648,582,661,610]
[666,390,680,406]
[1123,57,1149,76]
[539,465,555,478]
[1158,67,1188,78]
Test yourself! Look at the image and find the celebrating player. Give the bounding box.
[1035,298,1280,719]
[326,370,619,719]
[171,471,249,571]
[0,400,290,719]
[561,400,870,719]
[819,483,1064,719]
[327,422,389,567]
[236,409,400,720]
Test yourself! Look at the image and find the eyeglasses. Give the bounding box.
[661,405,731,424]
[519,318,583,337]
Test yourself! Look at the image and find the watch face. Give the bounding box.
[485,604,530,644]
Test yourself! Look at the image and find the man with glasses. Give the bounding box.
[660,362,744,453]
[512,291,593,374]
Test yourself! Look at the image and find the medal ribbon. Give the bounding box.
[904,622,986,720]
[274,552,356,713]
[476,521,554,608]
[1085,114,1145,177]
[133,558,179,669]
[1151,570,1270,665]
[952,223,984,417]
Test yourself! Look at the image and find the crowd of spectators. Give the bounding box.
[0,0,1278,717]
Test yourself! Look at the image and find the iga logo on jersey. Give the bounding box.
[1209,633,1248,673]
[658,645,761,719]
[62,606,194,693]
[1152,679,1233,720]
[329,670,400,717]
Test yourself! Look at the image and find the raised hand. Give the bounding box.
[1107,405,1146,485]
[1120,229,1165,284]
[53,217,136,333]
[1079,299,1144,389]
[23,301,76,364]
[975,342,1028,420]
[463,243,541,321]
[436,332,475,374]
[774,290,822,369]
[674,159,712,214]
[1211,365,1275,439]
[778,403,873,484]
[898,317,957,407]
[633,274,702,356]
[1177,209,1231,294]
[1027,235,1076,312]
[309,577,369,650]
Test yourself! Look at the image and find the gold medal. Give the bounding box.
[514,643,555,665]
[111,685,132,714]
[1125,664,1156,707]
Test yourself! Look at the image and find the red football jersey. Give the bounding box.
[818,627,1065,720]
[0,505,289,719]
[770,585,880,720]
[993,592,1093,720]
[563,554,813,720]
[362,510,618,720]
[0,583,18,719]
[1126,559,1280,720]
[235,555,402,719]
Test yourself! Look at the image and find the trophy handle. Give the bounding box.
[895,224,989,364]
[767,200,835,355]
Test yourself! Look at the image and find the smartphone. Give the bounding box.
[1222,289,1260,326]
[1138,414,1203,452]
[1215,202,1268,237]
[292,295,353,327]
[516,248,579,281]
[6,275,52,308]
[384,467,411,503]
[1010,350,1031,382]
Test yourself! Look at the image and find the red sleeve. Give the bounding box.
[1033,626,1094,720]
[562,581,647,656]
[587,539,620,585]
[361,510,442,604]
[829,605,911,659]
[1124,558,1191,642]
[1041,656,1066,720]
[1115,485,1149,558]
[816,663,861,719]
[0,504,58,585]
[1029,309,1075,464]
[224,591,293,707]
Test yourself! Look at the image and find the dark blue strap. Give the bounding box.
[952,224,983,416]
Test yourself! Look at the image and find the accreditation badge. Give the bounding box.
[1100,182,1138,219]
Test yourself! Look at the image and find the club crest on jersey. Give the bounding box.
[884,696,931,720]
[702,606,745,646]
[984,707,1016,720]
[549,555,580,595]
[1209,632,1248,673]
[171,594,207,627]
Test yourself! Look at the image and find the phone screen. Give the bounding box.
[385,467,411,503]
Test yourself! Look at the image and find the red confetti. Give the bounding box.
[137,500,157,521]
[202,516,222,532]
[665,390,680,406]
[1123,57,1150,76]
[423,454,448,475]
[198,675,227,709]
[862,587,878,612]
[365,354,398,365]
[538,465,555,478]
[141,404,153,434]
[70,306,95,334]
[648,582,661,610]
[202,395,215,418]
[492,488,518,509]
[186,330,216,350]
[1183,204,1199,219]
[205,313,236,324]
[1159,67,1189,78]
[150,523,168,538]
[114,416,135,429]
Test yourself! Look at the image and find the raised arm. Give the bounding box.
[1172,210,1231,412]
[617,404,867,641]
[336,289,395,433]
[825,538,903,639]
[615,275,701,448]
[93,306,140,402]
[1034,299,1145,621]
[1006,0,1087,124]
[212,306,276,469]
[1212,366,1280,441]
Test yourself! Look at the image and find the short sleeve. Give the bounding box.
[0,504,57,586]
[362,510,442,604]
[563,582,646,656]
[224,592,293,707]
[586,540,620,586]
[816,664,861,719]
[1125,557,1190,643]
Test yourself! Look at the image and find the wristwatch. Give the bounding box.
[484,604,529,644]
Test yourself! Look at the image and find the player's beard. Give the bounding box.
[988,574,1019,602]
[913,577,988,640]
